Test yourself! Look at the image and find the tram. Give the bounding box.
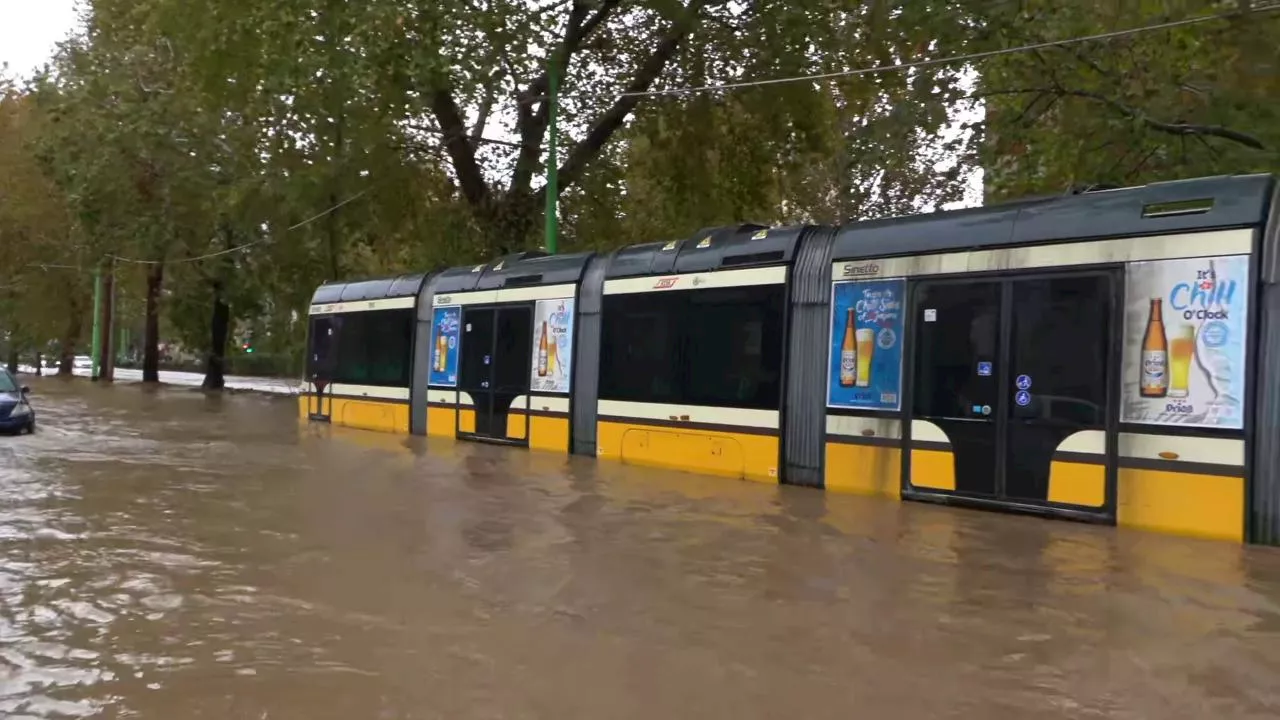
[301,173,1280,545]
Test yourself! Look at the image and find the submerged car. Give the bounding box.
[0,369,35,434]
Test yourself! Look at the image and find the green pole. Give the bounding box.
[90,267,102,379]
[543,56,559,255]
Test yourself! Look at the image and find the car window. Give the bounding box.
[0,371,17,393]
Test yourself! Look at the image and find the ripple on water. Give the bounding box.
[1,379,1280,719]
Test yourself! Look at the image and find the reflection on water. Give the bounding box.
[2,378,1280,718]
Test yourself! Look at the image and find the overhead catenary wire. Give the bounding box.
[552,5,1280,101]
[107,188,372,266]
[8,188,374,287]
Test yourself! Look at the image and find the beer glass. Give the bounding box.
[1169,323,1195,398]
[854,328,875,387]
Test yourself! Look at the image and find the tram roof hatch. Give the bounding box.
[604,223,803,279]
[309,273,429,307]
[430,251,595,296]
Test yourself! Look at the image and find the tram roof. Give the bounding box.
[430,250,596,295]
[309,272,429,305]
[603,223,804,279]
[830,173,1276,261]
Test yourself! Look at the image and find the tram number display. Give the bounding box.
[1121,255,1250,430]
[827,278,905,411]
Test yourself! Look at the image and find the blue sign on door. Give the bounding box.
[977,361,992,377]
[1015,374,1032,390]
[1015,390,1032,407]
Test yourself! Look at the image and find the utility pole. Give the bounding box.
[543,56,559,255]
[90,267,102,380]
[101,259,115,382]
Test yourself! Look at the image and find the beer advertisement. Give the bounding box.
[1121,255,1250,429]
[428,306,461,387]
[827,278,905,411]
[529,297,575,394]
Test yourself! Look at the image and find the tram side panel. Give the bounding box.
[1109,230,1253,541]
[595,266,788,483]
[300,303,416,434]
[1251,182,1280,545]
[820,261,905,498]
[818,202,1260,540]
[779,226,834,489]
[422,277,583,451]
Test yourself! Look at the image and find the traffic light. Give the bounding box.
[242,341,254,354]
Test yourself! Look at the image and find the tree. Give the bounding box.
[977,1,1280,200]
[0,87,90,373]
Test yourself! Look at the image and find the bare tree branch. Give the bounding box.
[429,87,489,207]
[542,0,710,202]
[975,87,1266,150]
[511,0,624,195]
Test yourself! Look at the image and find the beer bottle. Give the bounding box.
[839,308,856,387]
[547,328,559,375]
[1140,297,1169,398]
[537,321,549,377]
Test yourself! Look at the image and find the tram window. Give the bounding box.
[599,292,683,404]
[912,282,1001,419]
[307,316,336,378]
[330,308,414,387]
[1009,276,1107,425]
[683,285,785,410]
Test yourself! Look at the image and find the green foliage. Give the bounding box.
[977,1,1280,200]
[7,1,1275,383]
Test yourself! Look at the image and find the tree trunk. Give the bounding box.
[143,262,164,382]
[98,264,116,382]
[202,278,230,390]
[34,351,42,376]
[6,348,17,375]
[58,299,83,376]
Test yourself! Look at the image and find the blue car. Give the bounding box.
[0,369,35,434]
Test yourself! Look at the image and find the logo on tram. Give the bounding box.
[841,262,881,278]
[653,277,679,289]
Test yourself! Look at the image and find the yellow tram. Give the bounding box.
[302,174,1280,545]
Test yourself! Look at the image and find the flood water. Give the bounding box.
[3,378,1280,719]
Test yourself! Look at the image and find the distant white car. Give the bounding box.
[73,355,93,370]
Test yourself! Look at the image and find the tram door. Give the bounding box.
[457,306,533,442]
[306,316,337,422]
[908,272,1115,518]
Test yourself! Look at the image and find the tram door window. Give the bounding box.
[1005,275,1109,505]
[457,306,533,442]
[909,273,1113,513]
[308,316,337,382]
[491,306,533,439]
[459,308,497,436]
[911,281,1002,496]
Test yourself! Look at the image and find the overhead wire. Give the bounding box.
[107,188,373,266]
[556,4,1280,100]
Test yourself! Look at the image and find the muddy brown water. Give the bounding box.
[2,378,1280,719]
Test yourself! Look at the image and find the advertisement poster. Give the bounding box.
[428,306,461,387]
[530,297,575,394]
[827,279,905,410]
[1121,255,1250,429]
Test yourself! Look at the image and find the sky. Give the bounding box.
[0,0,81,79]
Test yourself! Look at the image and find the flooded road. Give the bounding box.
[3,378,1280,719]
